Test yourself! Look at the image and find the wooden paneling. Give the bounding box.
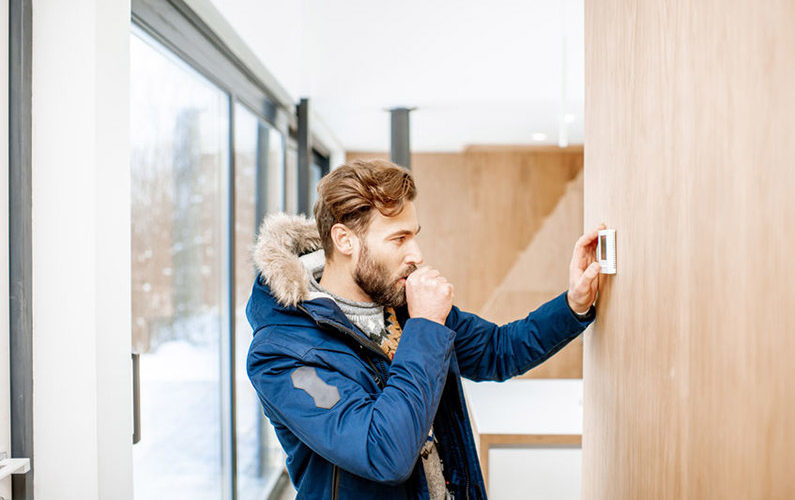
[347,148,584,378]
[583,1,795,498]
[461,147,581,313]
[482,171,584,378]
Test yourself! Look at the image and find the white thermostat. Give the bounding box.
[596,228,617,274]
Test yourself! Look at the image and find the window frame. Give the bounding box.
[130,1,325,499]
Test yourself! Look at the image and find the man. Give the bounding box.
[246,159,602,499]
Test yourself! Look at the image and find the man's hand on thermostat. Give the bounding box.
[567,223,606,314]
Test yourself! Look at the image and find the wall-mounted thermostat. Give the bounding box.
[596,229,617,274]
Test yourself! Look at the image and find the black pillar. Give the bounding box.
[297,98,311,216]
[10,0,35,498]
[389,107,413,170]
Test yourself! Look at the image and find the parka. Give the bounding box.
[246,213,595,499]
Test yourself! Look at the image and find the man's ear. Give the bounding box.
[330,223,358,258]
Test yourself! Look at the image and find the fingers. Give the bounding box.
[575,231,597,251]
[407,266,446,287]
[577,261,601,289]
[569,261,600,309]
[410,266,439,277]
[405,266,455,324]
[583,261,601,280]
[570,223,607,269]
[407,266,429,281]
[575,223,606,251]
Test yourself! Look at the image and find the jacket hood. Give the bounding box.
[248,212,396,355]
[252,212,329,308]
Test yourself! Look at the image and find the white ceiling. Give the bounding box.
[209,0,584,152]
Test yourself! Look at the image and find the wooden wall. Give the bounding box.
[347,147,584,378]
[583,1,795,498]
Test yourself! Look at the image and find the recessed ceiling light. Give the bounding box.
[532,132,548,141]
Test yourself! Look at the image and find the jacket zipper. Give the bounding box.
[331,464,340,500]
[363,357,383,388]
[376,358,390,382]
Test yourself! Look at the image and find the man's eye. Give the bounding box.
[395,237,406,244]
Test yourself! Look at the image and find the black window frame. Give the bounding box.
[312,149,331,177]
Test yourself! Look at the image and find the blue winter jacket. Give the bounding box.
[245,214,595,499]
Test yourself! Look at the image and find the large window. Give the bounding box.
[131,30,229,498]
[233,102,286,498]
[129,1,305,497]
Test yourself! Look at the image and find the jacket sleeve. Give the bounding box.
[446,291,594,382]
[247,317,456,485]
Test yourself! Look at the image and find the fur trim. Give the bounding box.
[252,212,323,307]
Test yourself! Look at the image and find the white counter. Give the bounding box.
[463,378,583,436]
[462,378,583,500]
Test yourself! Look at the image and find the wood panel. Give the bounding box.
[583,1,795,498]
[482,171,584,378]
[347,149,584,378]
[461,147,581,313]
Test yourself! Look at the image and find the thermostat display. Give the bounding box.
[596,229,616,274]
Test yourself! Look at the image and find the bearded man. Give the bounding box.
[246,159,602,499]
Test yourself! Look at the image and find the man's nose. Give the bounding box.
[406,240,423,267]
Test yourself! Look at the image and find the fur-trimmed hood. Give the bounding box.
[252,212,326,308]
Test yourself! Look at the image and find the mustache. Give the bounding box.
[399,264,418,279]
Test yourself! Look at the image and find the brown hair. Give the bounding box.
[313,159,416,260]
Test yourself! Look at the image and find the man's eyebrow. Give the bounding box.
[386,226,421,239]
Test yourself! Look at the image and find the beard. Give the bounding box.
[353,241,417,308]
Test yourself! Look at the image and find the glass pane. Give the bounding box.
[284,142,298,215]
[309,162,323,209]
[130,30,229,500]
[266,127,285,215]
[234,102,286,499]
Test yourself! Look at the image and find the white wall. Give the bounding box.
[198,0,346,167]
[0,0,12,496]
[32,0,132,498]
[207,0,305,101]
[209,0,584,152]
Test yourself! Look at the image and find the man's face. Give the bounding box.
[352,201,423,307]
